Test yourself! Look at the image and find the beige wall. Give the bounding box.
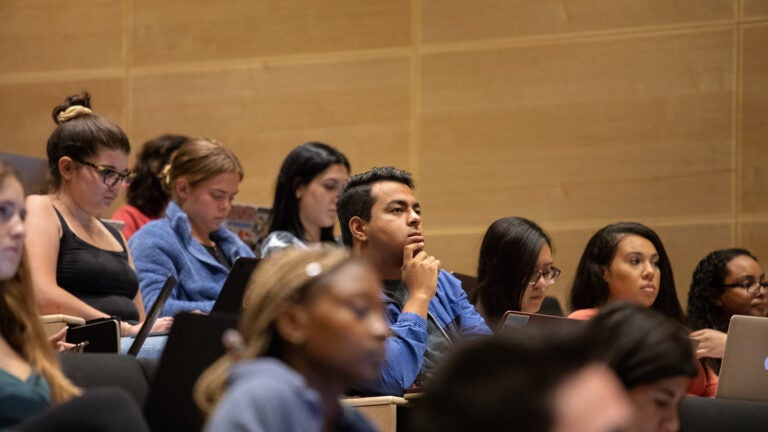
[2,1,767,312]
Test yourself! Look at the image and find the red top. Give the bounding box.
[111,205,156,240]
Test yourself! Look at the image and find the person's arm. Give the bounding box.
[400,242,440,318]
[690,328,727,359]
[351,305,428,396]
[441,271,492,335]
[130,229,214,316]
[24,195,109,321]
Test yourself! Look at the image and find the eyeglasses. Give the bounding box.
[528,267,561,286]
[72,158,135,187]
[722,280,768,296]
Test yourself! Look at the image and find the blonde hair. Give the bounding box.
[160,137,243,198]
[194,246,352,415]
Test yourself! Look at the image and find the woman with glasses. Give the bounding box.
[129,138,254,316]
[259,142,350,257]
[687,248,768,373]
[24,93,172,355]
[468,216,560,328]
[568,222,718,396]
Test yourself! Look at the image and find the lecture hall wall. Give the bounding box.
[2,1,767,311]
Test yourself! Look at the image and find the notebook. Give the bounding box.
[144,312,238,432]
[498,310,581,333]
[126,274,176,356]
[210,257,260,316]
[716,315,768,402]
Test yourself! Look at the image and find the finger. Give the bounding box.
[404,242,423,264]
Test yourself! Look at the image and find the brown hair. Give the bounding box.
[160,137,243,200]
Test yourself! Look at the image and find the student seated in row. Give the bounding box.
[687,248,768,373]
[469,216,560,328]
[337,166,492,396]
[260,142,350,257]
[23,93,171,357]
[195,246,386,431]
[129,138,254,316]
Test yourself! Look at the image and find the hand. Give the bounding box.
[401,242,440,311]
[150,316,174,334]
[48,327,75,352]
[690,328,727,359]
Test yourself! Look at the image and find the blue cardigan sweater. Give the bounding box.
[129,201,255,316]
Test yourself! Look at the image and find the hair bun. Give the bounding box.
[52,92,93,124]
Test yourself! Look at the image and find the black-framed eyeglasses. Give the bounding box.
[722,280,768,296]
[528,267,561,286]
[72,157,135,187]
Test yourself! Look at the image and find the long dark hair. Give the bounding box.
[688,248,757,333]
[569,222,685,324]
[471,217,551,326]
[589,302,697,389]
[268,142,349,242]
[46,92,130,192]
[126,134,188,217]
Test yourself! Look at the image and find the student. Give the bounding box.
[0,159,149,431]
[195,246,386,431]
[469,216,560,328]
[568,221,717,396]
[130,138,254,316]
[260,142,350,257]
[23,93,172,355]
[408,325,633,432]
[589,303,698,432]
[568,222,684,322]
[337,166,492,395]
[687,248,768,373]
[112,134,188,239]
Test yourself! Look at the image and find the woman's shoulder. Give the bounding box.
[259,231,306,257]
[568,308,599,320]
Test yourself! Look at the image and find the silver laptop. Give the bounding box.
[716,315,768,402]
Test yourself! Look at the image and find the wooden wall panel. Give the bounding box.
[422,0,736,44]
[0,80,126,157]
[740,24,768,214]
[131,0,411,66]
[743,0,768,18]
[739,221,768,265]
[130,57,411,205]
[0,0,124,74]
[420,30,734,228]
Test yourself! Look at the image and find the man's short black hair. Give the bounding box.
[337,166,414,246]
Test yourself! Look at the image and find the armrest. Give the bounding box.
[40,314,86,337]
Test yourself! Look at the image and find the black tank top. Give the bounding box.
[53,207,140,322]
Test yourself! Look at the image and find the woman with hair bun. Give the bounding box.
[129,138,254,316]
[195,246,387,431]
[260,142,350,257]
[24,93,172,356]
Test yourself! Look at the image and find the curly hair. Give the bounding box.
[687,248,757,333]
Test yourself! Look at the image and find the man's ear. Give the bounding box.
[57,156,77,181]
[349,216,367,242]
[274,304,309,345]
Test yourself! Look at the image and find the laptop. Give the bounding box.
[498,310,581,333]
[126,274,176,356]
[144,312,238,432]
[716,315,768,402]
[210,257,260,316]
